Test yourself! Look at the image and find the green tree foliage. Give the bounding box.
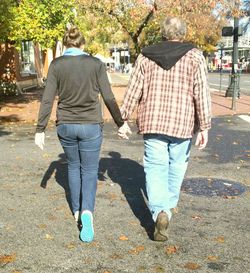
[8,0,76,49]
[0,0,17,43]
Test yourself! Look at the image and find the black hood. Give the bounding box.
[141,41,195,70]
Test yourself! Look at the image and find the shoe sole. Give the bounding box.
[154,213,169,241]
[80,213,94,243]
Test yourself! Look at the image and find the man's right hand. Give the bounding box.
[118,121,132,139]
[195,130,208,150]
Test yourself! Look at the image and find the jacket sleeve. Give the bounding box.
[97,63,124,127]
[193,55,212,131]
[36,62,58,133]
[120,54,144,120]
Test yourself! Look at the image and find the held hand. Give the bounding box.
[195,130,208,150]
[118,121,132,140]
[35,132,45,150]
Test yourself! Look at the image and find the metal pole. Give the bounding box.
[219,46,223,92]
[231,16,239,110]
[225,1,240,110]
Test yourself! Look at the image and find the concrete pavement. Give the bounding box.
[0,72,250,273]
[0,115,249,273]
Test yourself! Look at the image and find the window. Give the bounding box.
[20,41,36,75]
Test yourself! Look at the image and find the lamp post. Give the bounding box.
[225,1,241,110]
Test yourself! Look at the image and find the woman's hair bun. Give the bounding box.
[68,27,80,39]
[63,26,85,48]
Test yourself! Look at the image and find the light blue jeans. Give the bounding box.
[57,124,102,214]
[143,134,192,222]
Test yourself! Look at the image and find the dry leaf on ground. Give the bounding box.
[192,215,202,220]
[208,255,219,261]
[65,243,76,249]
[184,262,201,270]
[45,234,54,240]
[0,253,16,264]
[214,236,225,243]
[119,235,129,241]
[165,245,178,255]
[128,246,145,254]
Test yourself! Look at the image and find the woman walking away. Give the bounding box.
[35,26,131,242]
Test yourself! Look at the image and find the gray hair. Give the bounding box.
[161,17,187,41]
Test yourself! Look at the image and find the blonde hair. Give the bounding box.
[161,17,186,41]
[63,26,85,48]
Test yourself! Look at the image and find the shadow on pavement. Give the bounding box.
[0,127,12,137]
[40,153,71,211]
[0,114,21,124]
[99,151,154,239]
[205,117,250,164]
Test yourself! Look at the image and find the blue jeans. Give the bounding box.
[143,134,191,222]
[57,124,102,214]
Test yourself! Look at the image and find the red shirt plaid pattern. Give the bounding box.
[121,48,211,138]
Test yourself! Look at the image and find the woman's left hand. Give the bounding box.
[118,122,132,140]
[35,132,45,150]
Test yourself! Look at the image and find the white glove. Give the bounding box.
[35,132,45,150]
[118,121,132,140]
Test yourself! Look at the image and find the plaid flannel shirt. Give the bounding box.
[121,48,211,138]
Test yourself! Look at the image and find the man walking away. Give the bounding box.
[119,17,211,241]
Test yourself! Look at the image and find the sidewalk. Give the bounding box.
[0,115,249,272]
[210,90,250,116]
[0,75,250,272]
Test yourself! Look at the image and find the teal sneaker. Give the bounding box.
[80,210,94,242]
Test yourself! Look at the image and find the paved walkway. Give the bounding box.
[0,72,250,273]
[0,116,249,273]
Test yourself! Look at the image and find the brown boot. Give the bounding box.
[154,211,169,241]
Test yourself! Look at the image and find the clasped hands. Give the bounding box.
[118,121,132,140]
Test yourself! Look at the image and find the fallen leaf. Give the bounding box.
[208,255,219,261]
[128,245,145,254]
[214,236,225,243]
[192,215,202,220]
[0,253,16,265]
[119,235,129,241]
[48,215,57,221]
[110,253,123,259]
[165,245,178,255]
[223,196,236,199]
[65,243,76,249]
[154,265,165,272]
[108,193,118,201]
[37,224,47,229]
[45,234,54,240]
[184,262,201,270]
